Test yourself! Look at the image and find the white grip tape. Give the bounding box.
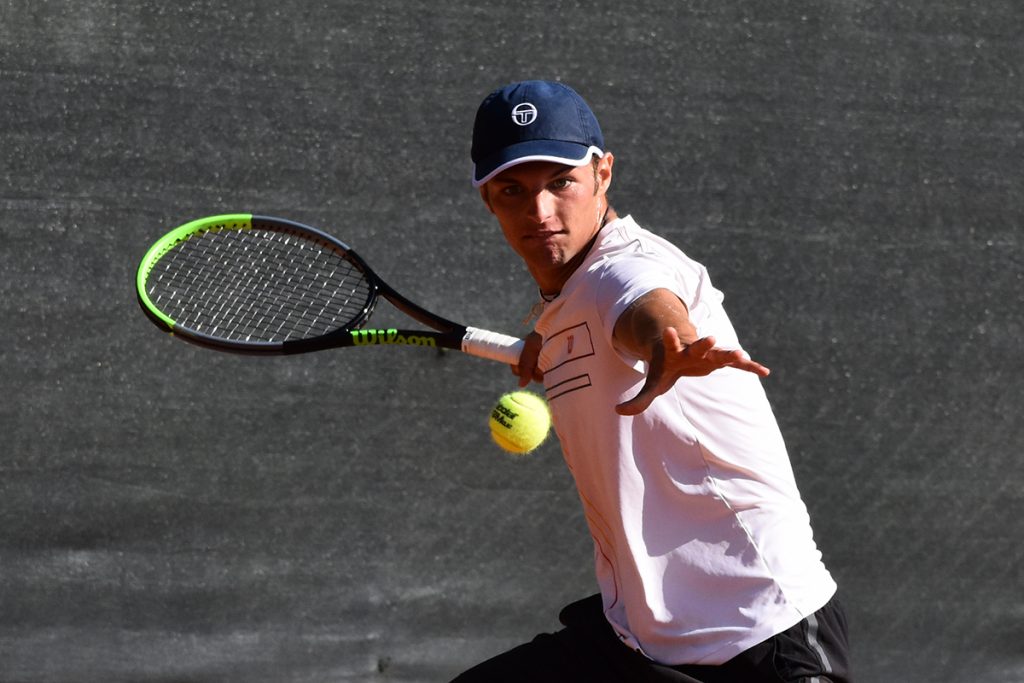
[461,326,525,365]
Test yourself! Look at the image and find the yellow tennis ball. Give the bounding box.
[489,390,551,454]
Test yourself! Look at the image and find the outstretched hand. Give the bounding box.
[615,328,770,416]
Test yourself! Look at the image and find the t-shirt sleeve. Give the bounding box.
[595,251,710,358]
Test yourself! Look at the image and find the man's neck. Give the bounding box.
[534,208,618,298]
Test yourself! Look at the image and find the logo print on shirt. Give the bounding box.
[512,103,538,126]
[542,322,595,402]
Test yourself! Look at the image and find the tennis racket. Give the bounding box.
[135,214,525,364]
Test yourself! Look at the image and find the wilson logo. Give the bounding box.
[350,329,437,347]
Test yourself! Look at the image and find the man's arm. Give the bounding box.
[612,288,770,415]
[510,288,770,410]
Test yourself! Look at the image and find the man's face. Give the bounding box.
[480,154,613,293]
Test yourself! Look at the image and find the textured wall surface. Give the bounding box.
[1,2,1021,681]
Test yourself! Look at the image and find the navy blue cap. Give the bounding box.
[471,80,604,187]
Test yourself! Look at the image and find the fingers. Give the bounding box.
[730,354,771,377]
[661,326,688,354]
[616,363,662,415]
[616,334,669,415]
[512,332,544,387]
[616,391,652,416]
[513,365,545,387]
[706,347,771,377]
[674,336,769,377]
[618,334,770,415]
[684,334,715,357]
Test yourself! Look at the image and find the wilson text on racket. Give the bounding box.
[349,329,439,348]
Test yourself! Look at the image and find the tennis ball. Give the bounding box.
[489,390,551,454]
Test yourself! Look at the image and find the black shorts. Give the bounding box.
[451,594,851,683]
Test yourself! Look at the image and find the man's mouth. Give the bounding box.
[528,230,563,240]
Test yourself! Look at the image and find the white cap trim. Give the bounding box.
[472,146,604,187]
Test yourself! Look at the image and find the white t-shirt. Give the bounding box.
[534,215,837,665]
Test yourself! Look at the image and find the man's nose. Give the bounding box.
[527,190,555,222]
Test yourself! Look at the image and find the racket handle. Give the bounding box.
[462,327,526,365]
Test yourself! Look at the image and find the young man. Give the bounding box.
[454,81,851,682]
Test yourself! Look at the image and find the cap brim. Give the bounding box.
[472,141,603,187]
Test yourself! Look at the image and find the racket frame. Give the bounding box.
[136,214,520,361]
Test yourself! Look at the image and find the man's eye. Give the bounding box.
[551,177,573,190]
[501,185,523,196]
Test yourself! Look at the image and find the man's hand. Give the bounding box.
[512,331,544,387]
[613,288,770,416]
[615,328,770,415]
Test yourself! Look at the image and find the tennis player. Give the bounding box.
[453,81,851,682]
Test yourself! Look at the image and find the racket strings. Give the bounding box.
[147,227,373,342]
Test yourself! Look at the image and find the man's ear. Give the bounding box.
[479,185,494,213]
[597,152,615,194]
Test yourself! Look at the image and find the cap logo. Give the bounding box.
[511,103,538,126]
